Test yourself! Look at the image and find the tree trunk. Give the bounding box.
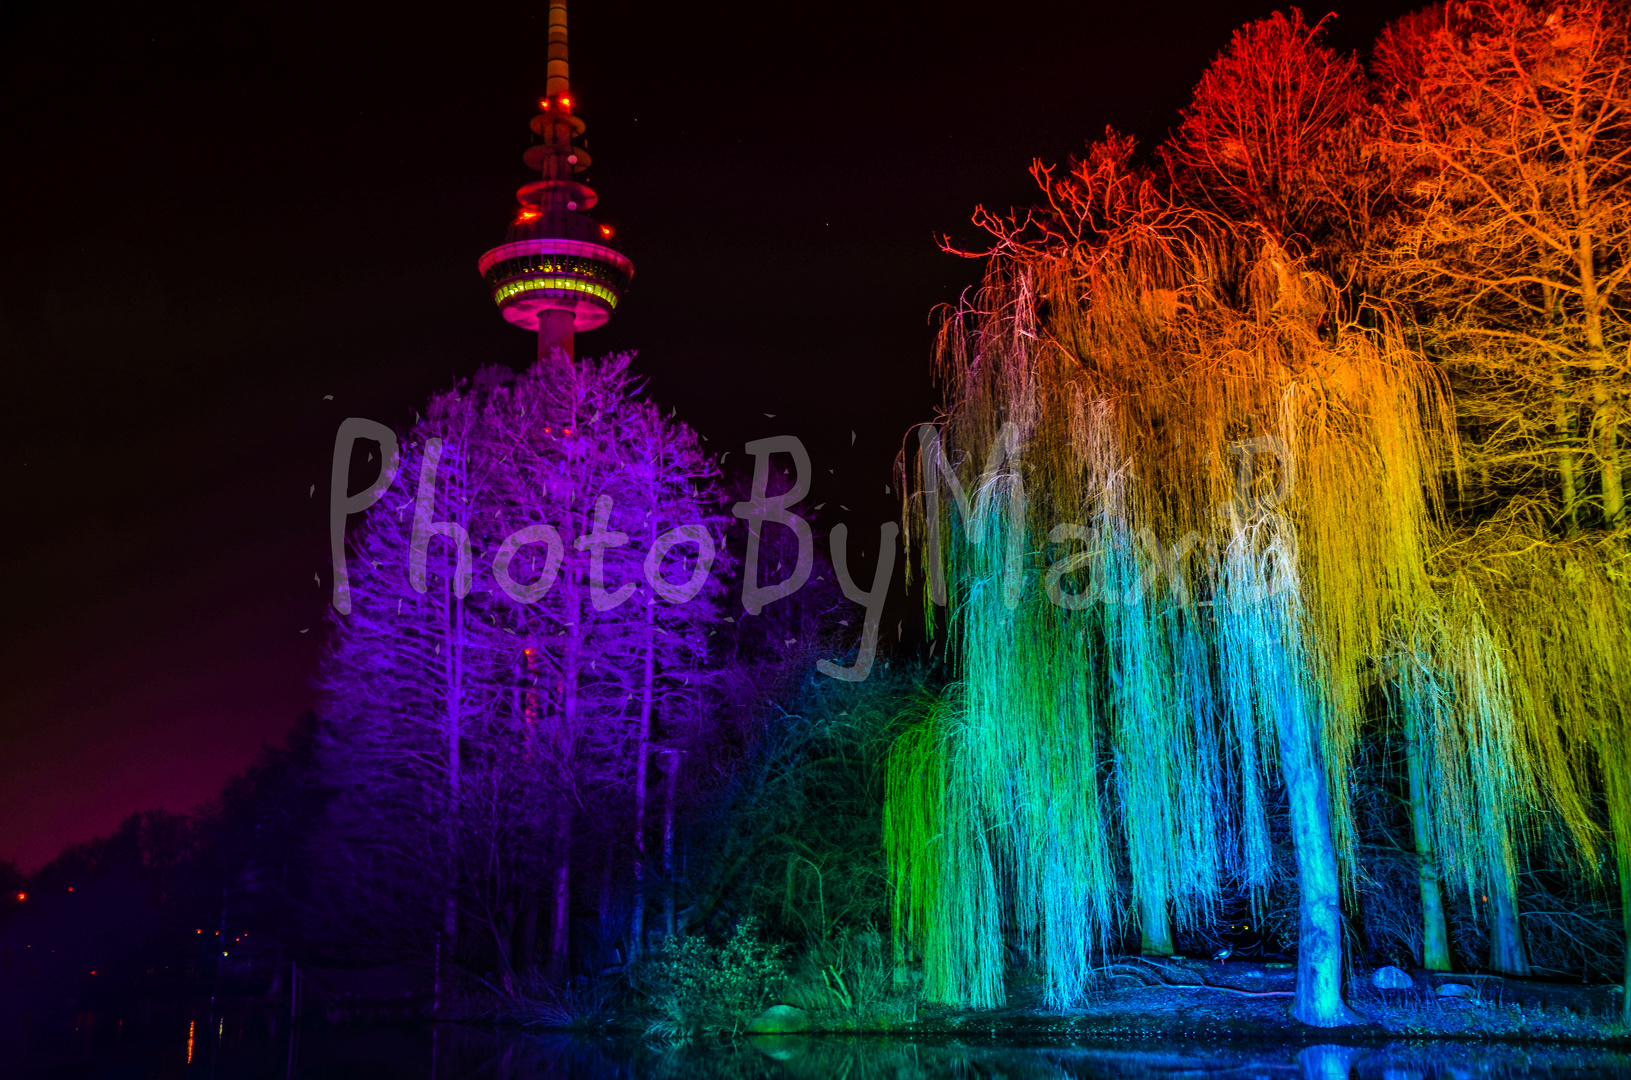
[1139,894,1175,956]
[597,849,616,967]
[1620,871,1629,1025]
[1473,425,1490,503]
[1277,708,1361,1027]
[435,577,466,1018]
[1404,712,1452,971]
[548,821,571,982]
[629,586,657,962]
[1555,389,1580,533]
[1487,862,1531,976]
[492,905,517,997]
[435,893,457,1017]
[661,749,681,937]
[517,645,540,982]
[546,514,585,985]
[1577,195,1620,525]
[519,895,538,979]
[1594,400,1623,524]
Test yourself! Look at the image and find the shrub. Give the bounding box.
[637,918,787,1039]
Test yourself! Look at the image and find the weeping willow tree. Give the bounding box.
[885,133,1459,1026]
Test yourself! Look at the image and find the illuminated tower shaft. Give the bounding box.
[479,0,632,361]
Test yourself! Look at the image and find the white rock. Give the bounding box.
[1371,965,1413,990]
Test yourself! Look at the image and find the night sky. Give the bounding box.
[0,0,1418,871]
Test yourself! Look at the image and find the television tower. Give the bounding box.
[478,1,633,362]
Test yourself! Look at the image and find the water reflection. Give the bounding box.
[19,1019,1631,1079]
[437,1033,1627,1080]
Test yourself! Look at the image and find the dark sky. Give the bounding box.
[0,0,1418,871]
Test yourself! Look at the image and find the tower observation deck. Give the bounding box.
[478,0,632,361]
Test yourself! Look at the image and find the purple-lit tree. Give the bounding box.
[476,353,726,973]
[315,385,511,1005]
[316,352,728,996]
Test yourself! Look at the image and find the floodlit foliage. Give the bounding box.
[636,917,787,1038]
[1372,0,1631,992]
[890,0,1629,1026]
[1164,9,1372,254]
[314,353,729,993]
[896,139,1451,1021]
[1374,0,1631,530]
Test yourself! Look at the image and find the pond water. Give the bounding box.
[12,1015,1631,1080]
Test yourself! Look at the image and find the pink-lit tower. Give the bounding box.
[479,0,633,362]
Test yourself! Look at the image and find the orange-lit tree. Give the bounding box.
[1375,0,1631,531]
[1374,0,1631,999]
[1162,8,1376,270]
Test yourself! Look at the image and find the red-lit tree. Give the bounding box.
[1162,8,1372,260]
